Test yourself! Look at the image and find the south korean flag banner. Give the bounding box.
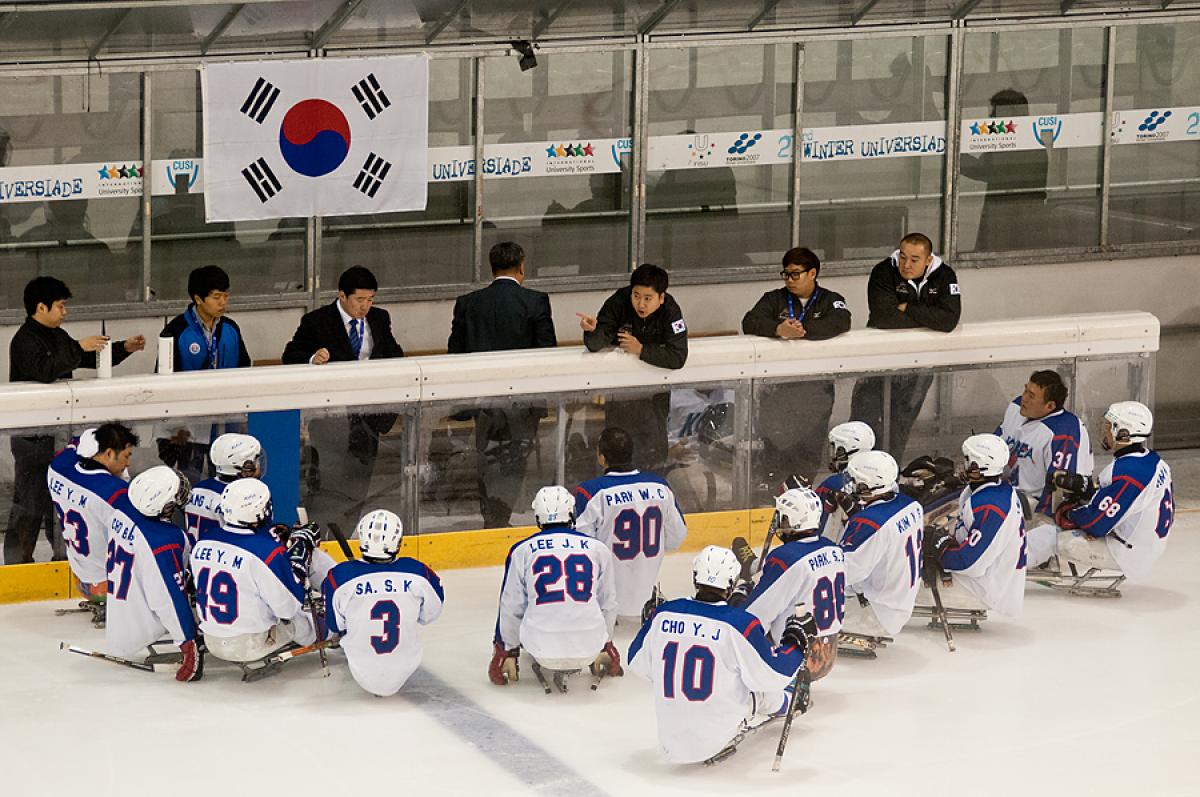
[202,55,428,221]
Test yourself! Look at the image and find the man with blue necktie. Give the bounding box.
[283,266,405,533]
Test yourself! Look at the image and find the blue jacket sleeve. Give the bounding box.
[941,503,1006,571]
[151,539,197,643]
[321,571,342,636]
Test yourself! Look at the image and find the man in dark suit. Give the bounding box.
[283,266,404,534]
[448,242,557,528]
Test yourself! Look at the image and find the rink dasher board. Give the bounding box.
[0,311,1159,429]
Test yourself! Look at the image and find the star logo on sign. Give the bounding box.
[583,143,594,156]
[1005,121,1016,134]
[98,165,110,179]
[546,145,558,158]
[555,145,567,157]
[970,122,980,135]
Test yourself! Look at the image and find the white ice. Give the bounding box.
[3,513,1199,797]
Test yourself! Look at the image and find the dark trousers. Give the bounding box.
[850,373,935,462]
[5,435,60,565]
[305,415,384,536]
[756,381,835,487]
[605,392,670,471]
[474,407,541,529]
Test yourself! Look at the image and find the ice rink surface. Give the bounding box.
[3,513,1198,797]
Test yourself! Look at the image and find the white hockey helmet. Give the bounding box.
[75,428,100,459]
[775,487,824,535]
[829,421,875,470]
[1104,401,1153,446]
[844,451,899,498]
[692,545,741,592]
[357,509,403,560]
[129,466,191,519]
[961,434,1009,479]
[211,433,263,478]
[219,477,273,530]
[532,485,575,528]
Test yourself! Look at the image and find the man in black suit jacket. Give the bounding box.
[448,242,557,528]
[282,266,405,534]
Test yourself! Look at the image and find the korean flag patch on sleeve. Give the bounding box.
[949,283,961,295]
[671,319,687,334]
[833,300,848,310]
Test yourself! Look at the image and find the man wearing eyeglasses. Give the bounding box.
[742,247,851,488]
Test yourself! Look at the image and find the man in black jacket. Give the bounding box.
[448,242,557,528]
[851,232,961,458]
[580,264,687,469]
[6,276,145,564]
[742,247,852,486]
[282,266,405,534]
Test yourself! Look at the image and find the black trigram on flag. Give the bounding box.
[353,152,392,198]
[351,73,391,120]
[240,77,280,124]
[241,157,282,202]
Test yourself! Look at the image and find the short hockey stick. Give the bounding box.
[60,642,169,673]
[772,667,811,772]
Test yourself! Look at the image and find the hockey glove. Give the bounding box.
[176,639,204,683]
[1054,501,1081,531]
[922,528,954,581]
[1050,471,1095,501]
[831,489,859,516]
[268,523,292,545]
[286,524,319,584]
[488,642,520,685]
[894,282,917,305]
[593,641,624,678]
[641,587,665,624]
[728,579,753,608]
[780,609,818,655]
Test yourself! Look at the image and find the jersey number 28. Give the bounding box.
[533,554,594,605]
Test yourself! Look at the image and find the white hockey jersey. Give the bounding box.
[189,525,312,643]
[839,493,924,636]
[815,470,849,541]
[104,495,198,657]
[744,535,846,642]
[941,480,1026,618]
[628,598,804,763]
[996,398,1094,515]
[323,557,445,697]
[184,476,226,543]
[1062,447,1173,580]
[573,470,688,616]
[47,446,128,586]
[494,526,617,664]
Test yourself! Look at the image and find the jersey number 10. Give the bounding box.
[662,641,715,701]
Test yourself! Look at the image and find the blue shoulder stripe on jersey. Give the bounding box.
[841,493,919,550]
[327,557,445,602]
[52,458,127,504]
[746,537,839,608]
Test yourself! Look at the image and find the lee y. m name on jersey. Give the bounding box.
[47,445,127,587]
[323,558,445,697]
[494,527,617,665]
[839,492,924,636]
[941,480,1026,618]
[574,470,688,616]
[745,536,846,642]
[104,494,197,657]
[628,599,804,764]
[1064,447,1173,580]
[189,528,307,640]
[996,397,1094,514]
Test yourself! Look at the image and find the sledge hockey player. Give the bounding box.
[628,546,816,764]
[105,466,203,681]
[185,432,263,542]
[573,426,688,619]
[995,370,1093,519]
[921,435,1026,620]
[490,485,620,693]
[1026,401,1173,593]
[742,487,844,680]
[815,421,876,540]
[323,509,444,697]
[838,451,924,651]
[47,423,139,624]
[189,478,317,668]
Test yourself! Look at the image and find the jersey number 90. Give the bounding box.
[611,507,663,561]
